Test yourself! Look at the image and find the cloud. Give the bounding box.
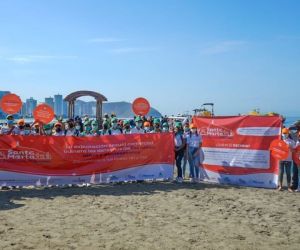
[87,37,124,43]
[110,47,157,54]
[201,40,247,55]
[6,55,78,64]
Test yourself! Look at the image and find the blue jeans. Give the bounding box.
[279,161,292,187]
[291,162,299,190]
[188,147,200,178]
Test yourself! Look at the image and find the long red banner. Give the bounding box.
[0,134,174,186]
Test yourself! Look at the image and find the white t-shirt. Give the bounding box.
[12,127,26,135]
[53,131,65,136]
[130,127,145,134]
[65,129,76,136]
[283,138,296,161]
[186,133,202,148]
[111,128,122,135]
[0,126,14,135]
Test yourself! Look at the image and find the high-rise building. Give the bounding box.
[45,97,54,109]
[0,91,11,118]
[25,97,37,116]
[21,102,26,117]
[63,101,68,117]
[54,94,63,116]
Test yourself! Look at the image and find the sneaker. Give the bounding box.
[177,177,183,183]
[295,189,300,192]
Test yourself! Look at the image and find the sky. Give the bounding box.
[0,0,299,116]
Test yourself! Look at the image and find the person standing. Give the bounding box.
[110,117,122,135]
[174,122,186,183]
[278,128,296,192]
[296,131,300,192]
[0,115,15,135]
[186,123,202,182]
[130,116,145,134]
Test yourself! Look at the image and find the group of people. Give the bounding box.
[0,113,202,182]
[1,113,299,188]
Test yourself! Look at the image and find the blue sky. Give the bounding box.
[0,0,299,116]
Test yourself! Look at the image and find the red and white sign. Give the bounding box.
[269,139,289,160]
[193,116,282,188]
[33,104,55,124]
[0,134,174,187]
[132,97,151,116]
[0,93,22,114]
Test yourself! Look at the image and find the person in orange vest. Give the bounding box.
[278,128,296,192]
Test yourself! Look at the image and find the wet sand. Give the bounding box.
[0,182,300,250]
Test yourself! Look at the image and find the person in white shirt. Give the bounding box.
[130,116,145,134]
[186,123,202,182]
[52,122,65,136]
[11,119,26,135]
[278,128,296,192]
[110,117,122,135]
[65,119,77,136]
[0,115,15,135]
[174,122,186,183]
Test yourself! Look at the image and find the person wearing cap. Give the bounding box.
[174,122,186,183]
[53,122,64,136]
[162,122,169,133]
[144,121,152,133]
[74,121,82,136]
[131,116,145,134]
[11,119,26,135]
[186,123,202,182]
[278,128,296,192]
[151,118,161,133]
[43,124,53,136]
[100,121,111,135]
[90,120,101,136]
[31,122,42,136]
[123,120,132,134]
[110,117,122,135]
[0,115,16,135]
[24,123,32,136]
[65,119,76,136]
[80,120,93,136]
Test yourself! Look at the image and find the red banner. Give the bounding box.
[193,116,282,188]
[0,134,174,186]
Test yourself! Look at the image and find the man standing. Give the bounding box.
[278,128,296,192]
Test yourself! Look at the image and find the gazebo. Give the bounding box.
[64,90,108,121]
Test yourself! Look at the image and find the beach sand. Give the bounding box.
[0,182,300,250]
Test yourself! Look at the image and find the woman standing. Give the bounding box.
[186,123,202,182]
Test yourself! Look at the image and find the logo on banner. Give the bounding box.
[0,145,52,162]
[199,125,234,138]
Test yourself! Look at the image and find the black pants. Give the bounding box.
[279,161,292,187]
[175,149,184,178]
[291,162,299,190]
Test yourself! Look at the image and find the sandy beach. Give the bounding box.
[0,182,299,250]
